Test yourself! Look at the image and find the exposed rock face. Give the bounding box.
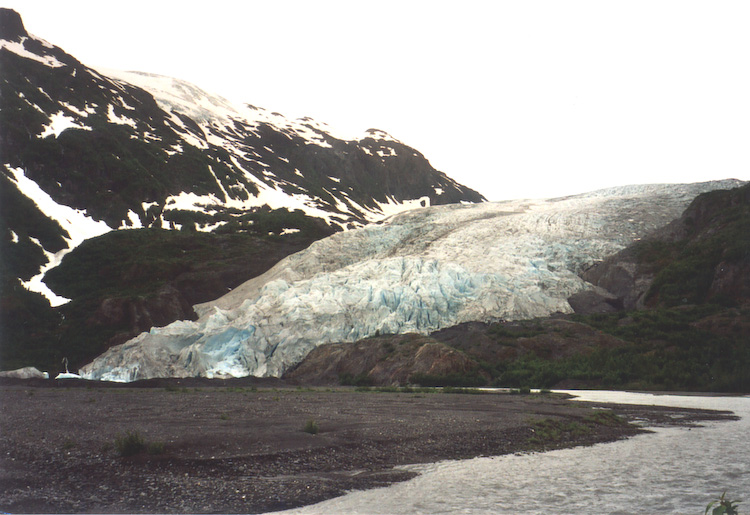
[709,261,750,301]
[92,285,197,345]
[79,181,743,381]
[566,289,621,314]
[0,8,26,41]
[579,250,654,311]
[1,8,483,374]
[286,317,631,388]
[581,182,750,309]
[285,334,480,386]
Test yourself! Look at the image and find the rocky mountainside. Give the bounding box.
[0,9,482,295]
[289,183,750,392]
[0,8,483,373]
[284,319,628,387]
[582,182,750,310]
[78,180,744,382]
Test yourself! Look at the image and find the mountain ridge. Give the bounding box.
[1,7,484,302]
[0,7,483,374]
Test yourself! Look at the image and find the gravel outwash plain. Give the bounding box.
[0,379,736,513]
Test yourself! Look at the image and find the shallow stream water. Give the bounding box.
[275,390,750,515]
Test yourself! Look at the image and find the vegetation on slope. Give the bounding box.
[0,214,333,375]
[479,305,749,392]
[287,183,750,393]
[437,184,750,392]
[297,301,748,393]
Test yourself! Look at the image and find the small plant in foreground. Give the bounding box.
[302,419,319,435]
[114,430,165,457]
[584,410,627,427]
[706,492,742,515]
[146,441,166,455]
[114,431,146,457]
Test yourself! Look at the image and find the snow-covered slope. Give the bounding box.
[98,69,452,226]
[1,8,484,308]
[79,180,745,381]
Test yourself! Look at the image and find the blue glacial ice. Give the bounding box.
[79,180,745,381]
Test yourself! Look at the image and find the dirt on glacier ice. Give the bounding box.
[0,379,735,514]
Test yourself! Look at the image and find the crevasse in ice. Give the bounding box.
[78,180,744,381]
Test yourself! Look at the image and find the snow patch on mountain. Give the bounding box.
[119,210,143,229]
[106,104,137,128]
[0,36,65,68]
[79,180,745,381]
[98,69,405,149]
[93,69,447,227]
[5,166,112,305]
[373,196,431,220]
[39,111,92,138]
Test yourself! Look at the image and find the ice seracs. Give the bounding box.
[79,180,745,382]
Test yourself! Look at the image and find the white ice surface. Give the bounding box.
[79,180,744,381]
[55,372,82,380]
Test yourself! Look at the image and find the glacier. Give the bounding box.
[79,180,745,382]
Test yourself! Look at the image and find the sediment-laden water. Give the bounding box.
[277,391,750,514]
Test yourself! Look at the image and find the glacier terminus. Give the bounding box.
[79,180,744,381]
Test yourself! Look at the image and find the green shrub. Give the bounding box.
[584,410,627,427]
[526,418,591,447]
[146,441,166,455]
[374,386,400,393]
[114,430,147,457]
[705,492,742,515]
[339,372,375,387]
[302,419,319,435]
[114,430,165,457]
[441,386,484,395]
[409,371,486,387]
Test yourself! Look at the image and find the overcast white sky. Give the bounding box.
[4,1,750,200]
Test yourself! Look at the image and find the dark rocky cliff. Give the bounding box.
[0,8,484,374]
[581,182,750,310]
[285,183,750,392]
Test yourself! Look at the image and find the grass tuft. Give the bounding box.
[302,419,319,435]
[114,430,165,457]
[114,430,147,457]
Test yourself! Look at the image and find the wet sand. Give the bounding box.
[0,381,735,513]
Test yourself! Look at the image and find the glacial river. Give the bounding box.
[275,390,750,515]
